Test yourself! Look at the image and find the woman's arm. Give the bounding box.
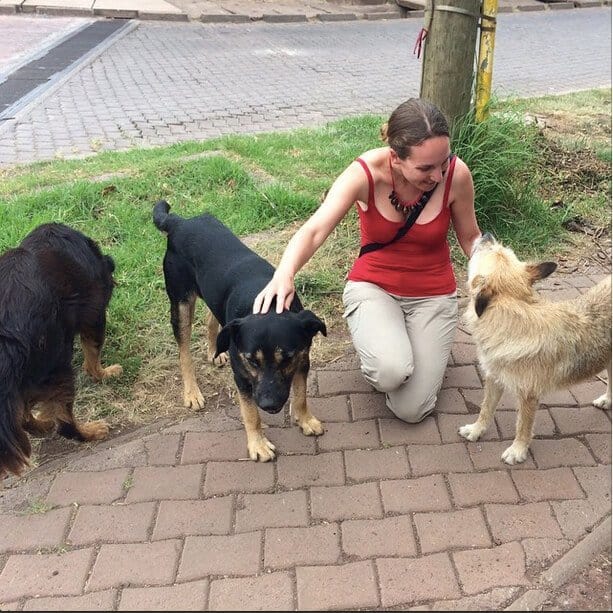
[253,161,368,314]
[449,159,481,257]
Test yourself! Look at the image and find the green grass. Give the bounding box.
[1,89,610,425]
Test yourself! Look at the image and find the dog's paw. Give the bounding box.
[297,415,324,436]
[102,364,123,378]
[248,435,276,462]
[592,394,612,411]
[458,422,485,442]
[183,387,205,410]
[210,352,229,367]
[79,420,109,441]
[501,442,529,465]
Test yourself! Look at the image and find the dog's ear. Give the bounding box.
[216,319,241,356]
[297,310,327,338]
[526,261,557,284]
[474,289,493,318]
[470,275,493,317]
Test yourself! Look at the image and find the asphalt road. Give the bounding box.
[0,7,610,166]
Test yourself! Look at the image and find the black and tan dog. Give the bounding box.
[0,223,122,478]
[153,200,326,462]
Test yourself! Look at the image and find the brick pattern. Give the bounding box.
[0,271,610,610]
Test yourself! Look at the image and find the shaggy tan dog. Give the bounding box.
[458,233,611,465]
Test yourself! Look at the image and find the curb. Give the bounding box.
[0,1,610,23]
[505,516,612,610]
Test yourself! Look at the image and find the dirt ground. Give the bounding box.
[540,549,612,611]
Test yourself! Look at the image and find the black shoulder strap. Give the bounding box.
[358,190,431,258]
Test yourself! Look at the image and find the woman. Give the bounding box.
[253,98,481,423]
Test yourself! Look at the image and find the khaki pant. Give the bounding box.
[342,280,458,423]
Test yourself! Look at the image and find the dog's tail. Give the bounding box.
[153,200,181,234]
[0,383,31,478]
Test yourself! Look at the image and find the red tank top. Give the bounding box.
[347,155,457,297]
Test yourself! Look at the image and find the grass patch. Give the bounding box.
[1,89,610,431]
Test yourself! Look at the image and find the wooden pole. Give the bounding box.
[420,0,481,129]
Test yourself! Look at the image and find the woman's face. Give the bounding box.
[392,136,451,192]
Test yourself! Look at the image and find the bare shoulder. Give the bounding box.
[451,156,473,185]
[353,146,389,176]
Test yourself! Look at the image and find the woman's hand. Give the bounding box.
[253,273,295,314]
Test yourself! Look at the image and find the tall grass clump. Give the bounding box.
[452,103,562,255]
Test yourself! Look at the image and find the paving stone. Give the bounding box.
[306,395,350,422]
[432,587,522,610]
[450,342,477,365]
[266,425,318,455]
[350,392,389,420]
[235,490,309,532]
[318,369,373,394]
[441,365,482,389]
[377,553,460,606]
[530,438,596,469]
[264,524,341,568]
[584,432,612,463]
[153,498,233,539]
[0,548,94,601]
[208,572,293,611]
[408,443,473,476]
[87,540,181,590]
[310,482,383,521]
[68,501,156,545]
[125,464,203,502]
[435,388,470,414]
[510,467,584,502]
[448,471,519,507]
[178,533,262,580]
[344,446,409,481]
[342,515,416,558]
[453,542,528,594]
[181,431,247,462]
[317,418,379,451]
[276,451,344,488]
[467,441,537,470]
[0,507,72,554]
[381,475,452,514]
[22,589,116,611]
[548,406,611,434]
[573,464,612,514]
[521,537,572,569]
[118,579,208,611]
[378,416,441,446]
[550,498,604,539]
[296,560,379,610]
[144,433,181,465]
[569,378,609,405]
[203,460,274,496]
[46,468,129,506]
[485,502,563,542]
[414,507,491,554]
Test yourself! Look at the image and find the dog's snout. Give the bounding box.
[481,232,495,244]
[257,398,285,414]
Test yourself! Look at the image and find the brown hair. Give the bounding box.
[380,98,449,160]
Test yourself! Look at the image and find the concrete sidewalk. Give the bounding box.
[0,260,610,610]
[0,0,608,23]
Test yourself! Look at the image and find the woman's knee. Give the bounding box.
[361,360,414,393]
[386,391,437,423]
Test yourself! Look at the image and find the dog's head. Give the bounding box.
[216,310,327,414]
[467,233,557,318]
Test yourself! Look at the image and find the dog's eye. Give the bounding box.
[245,355,260,368]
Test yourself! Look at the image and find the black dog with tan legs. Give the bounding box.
[153,200,326,462]
[0,223,122,478]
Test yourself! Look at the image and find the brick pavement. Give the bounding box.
[0,265,610,610]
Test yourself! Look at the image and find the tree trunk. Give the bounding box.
[420,0,481,129]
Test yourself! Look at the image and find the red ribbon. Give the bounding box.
[413,27,428,59]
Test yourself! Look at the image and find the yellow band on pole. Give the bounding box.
[475,0,499,122]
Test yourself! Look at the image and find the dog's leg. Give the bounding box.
[172,296,205,409]
[80,313,123,382]
[458,376,503,442]
[501,392,538,465]
[23,403,56,436]
[207,311,228,367]
[238,391,276,462]
[291,369,323,436]
[592,362,612,410]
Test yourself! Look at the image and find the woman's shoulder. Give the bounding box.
[450,155,473,184]
[353,147,389,174]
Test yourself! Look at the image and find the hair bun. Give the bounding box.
[380,122,389,142]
